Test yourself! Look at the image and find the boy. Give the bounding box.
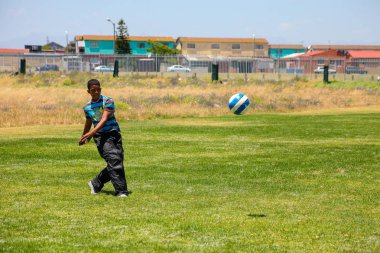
[79,79,129,197]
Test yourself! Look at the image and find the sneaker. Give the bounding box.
[116,193,128,198]
[88,181,100,194]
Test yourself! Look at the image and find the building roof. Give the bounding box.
[269,44,305,49]
[44,42,64,49]
[281,52,305,59]
[311,44,380,51]
[177,37,268,44]
[0,48,29,53]
[299,49,346,58]
[299,50,325,57]
[347,50,380,58]
[75,35,175,42]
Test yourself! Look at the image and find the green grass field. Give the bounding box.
[0,113,379,252]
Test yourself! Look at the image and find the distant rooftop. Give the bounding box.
[347,50,380,58]
[75,35,176,42]
[0,48,29,53]
[281,52,305,59]
[311,45,380,50]
[269,44,305,49]
[177,37,268,44]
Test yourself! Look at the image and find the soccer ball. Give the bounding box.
[228,93,250,115]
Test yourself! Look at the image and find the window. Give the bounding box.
[187,43,195,49]
[317,59,325,65]
[137,43,145,49]
[90,41,98,48]
[211,44,220,49]
[232,44,240,50]
[255,44,263,50]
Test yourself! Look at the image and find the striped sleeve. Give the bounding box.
[83,101,91,119]
[104,97,115,112]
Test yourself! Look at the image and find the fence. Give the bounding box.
[1,53,380,81]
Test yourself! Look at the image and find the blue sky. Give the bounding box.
[0,0,379,48]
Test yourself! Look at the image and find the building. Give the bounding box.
[0,48,30,72]
[309,44,380,51]
[66,41,76,54]
[24,42,64,53]
[176,37,269,58]
[347,50,380,59]
[280,48,380,74]
[279,49,347,74]
[0,48,30,54]
[74,35,176,55]
[346,50,380,72]
[269,44,305,59]
[25,45,42,53]
[43,42,65,52]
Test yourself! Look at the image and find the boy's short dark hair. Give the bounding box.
[87,79,101,90]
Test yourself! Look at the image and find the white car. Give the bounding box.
[314,66,336,74]
[94,65,113,72]
[167,65,191,72]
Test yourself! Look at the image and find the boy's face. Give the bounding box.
[88,84,101,101]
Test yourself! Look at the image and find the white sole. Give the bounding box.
[88,181,98,194]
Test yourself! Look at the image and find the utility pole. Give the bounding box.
[65,31,68,53]
[107,18,116,54]
[252,34,256,73]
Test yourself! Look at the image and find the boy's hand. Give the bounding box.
[78,138,89,146]
[79,132,93,146]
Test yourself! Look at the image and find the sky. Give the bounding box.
[0,0,379,48]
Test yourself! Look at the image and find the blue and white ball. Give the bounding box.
[228,93,250,115]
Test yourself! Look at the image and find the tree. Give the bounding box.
[115,19,131,54]
[147,40,181,55]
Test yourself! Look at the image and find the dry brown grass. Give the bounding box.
[0,73,379,127]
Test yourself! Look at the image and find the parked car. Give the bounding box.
[167,65,191,72]
[94,65,113,72]
[35,64,59,71]
[314,66,336,74]
[345,66,368,74]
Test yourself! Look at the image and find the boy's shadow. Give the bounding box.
[247,213,267,218]
[101,190,133,196]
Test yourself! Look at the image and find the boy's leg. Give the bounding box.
[92,134,112,192]
[91,167,111,191]
[102,132,128,195]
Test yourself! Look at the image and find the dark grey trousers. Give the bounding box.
[92,131,128,195]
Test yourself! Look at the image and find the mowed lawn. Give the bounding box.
[0,113,379,252]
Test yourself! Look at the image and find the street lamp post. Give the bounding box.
[252,34,256,73]
[65,31,68,45]
[65,30,68,53]
[252,34,255,58]
[107,18,116,54]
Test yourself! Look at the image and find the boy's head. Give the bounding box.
[87,79,100,90]
[87,79,101,101]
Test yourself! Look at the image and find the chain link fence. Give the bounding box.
[1,53,380,81]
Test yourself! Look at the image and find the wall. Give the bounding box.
[181,42,268,58]
[130,41,175,55]
[85,40,114,54]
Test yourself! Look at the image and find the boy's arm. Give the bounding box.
[79,118,93,145]
[82,118,92,135]
[79,110,112,145]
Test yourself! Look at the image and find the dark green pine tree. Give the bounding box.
[115,19,131,54]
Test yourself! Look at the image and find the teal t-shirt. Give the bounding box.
[83,95,120,133]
